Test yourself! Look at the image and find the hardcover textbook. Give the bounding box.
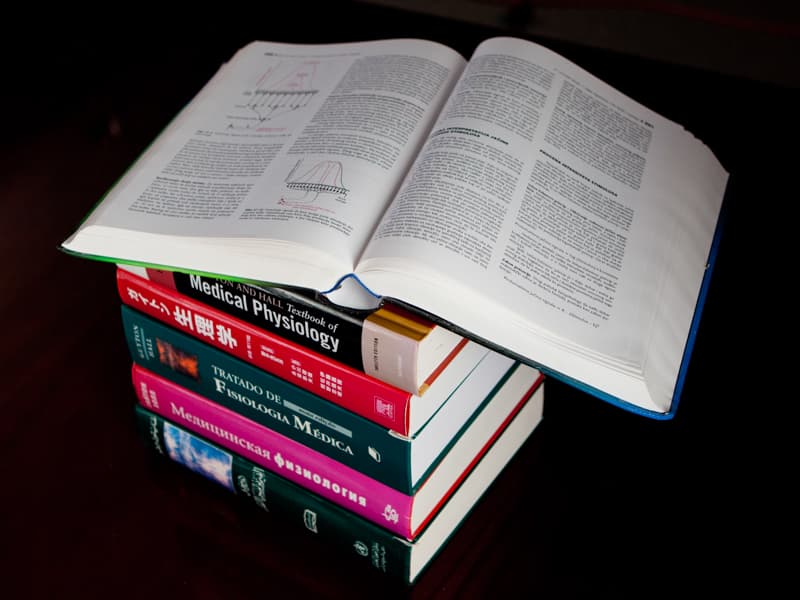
[60,37,730,419]
[131,360,543,538]
[122,265,465,396]
[116,265,471,436]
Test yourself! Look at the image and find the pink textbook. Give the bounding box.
[131,361,544,539]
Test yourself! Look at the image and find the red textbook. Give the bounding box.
[118,266,475,436]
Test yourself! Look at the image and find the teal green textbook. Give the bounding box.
[121,304,527,494]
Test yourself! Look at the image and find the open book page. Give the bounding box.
[356,37,728,413]
[64,39,466,284]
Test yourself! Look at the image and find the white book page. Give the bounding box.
[68,39,466,272]
[357,37,727,393]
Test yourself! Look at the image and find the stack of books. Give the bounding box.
[116,264,545,584]
[60,32,729,586]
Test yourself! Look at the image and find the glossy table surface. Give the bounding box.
[1,3,794,598]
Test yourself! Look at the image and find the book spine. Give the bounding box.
[117,267,416,434]
[131,363,416,538]
[121,304,415,492]
[135,405,414,582]
[142,267,445,392]
[168,270,369,372]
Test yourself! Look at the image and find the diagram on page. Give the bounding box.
[279,159,349,211]
[227,60,320,131]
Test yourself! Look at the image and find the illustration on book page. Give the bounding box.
[280,159,349,211]
[228,60,320,131]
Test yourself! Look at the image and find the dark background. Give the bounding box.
[1,2,796,597]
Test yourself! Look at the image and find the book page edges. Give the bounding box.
[408,382,544,583]
[660,173,732,419]
[409,365,543,536]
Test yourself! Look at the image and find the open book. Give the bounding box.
[61,37,729,419]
